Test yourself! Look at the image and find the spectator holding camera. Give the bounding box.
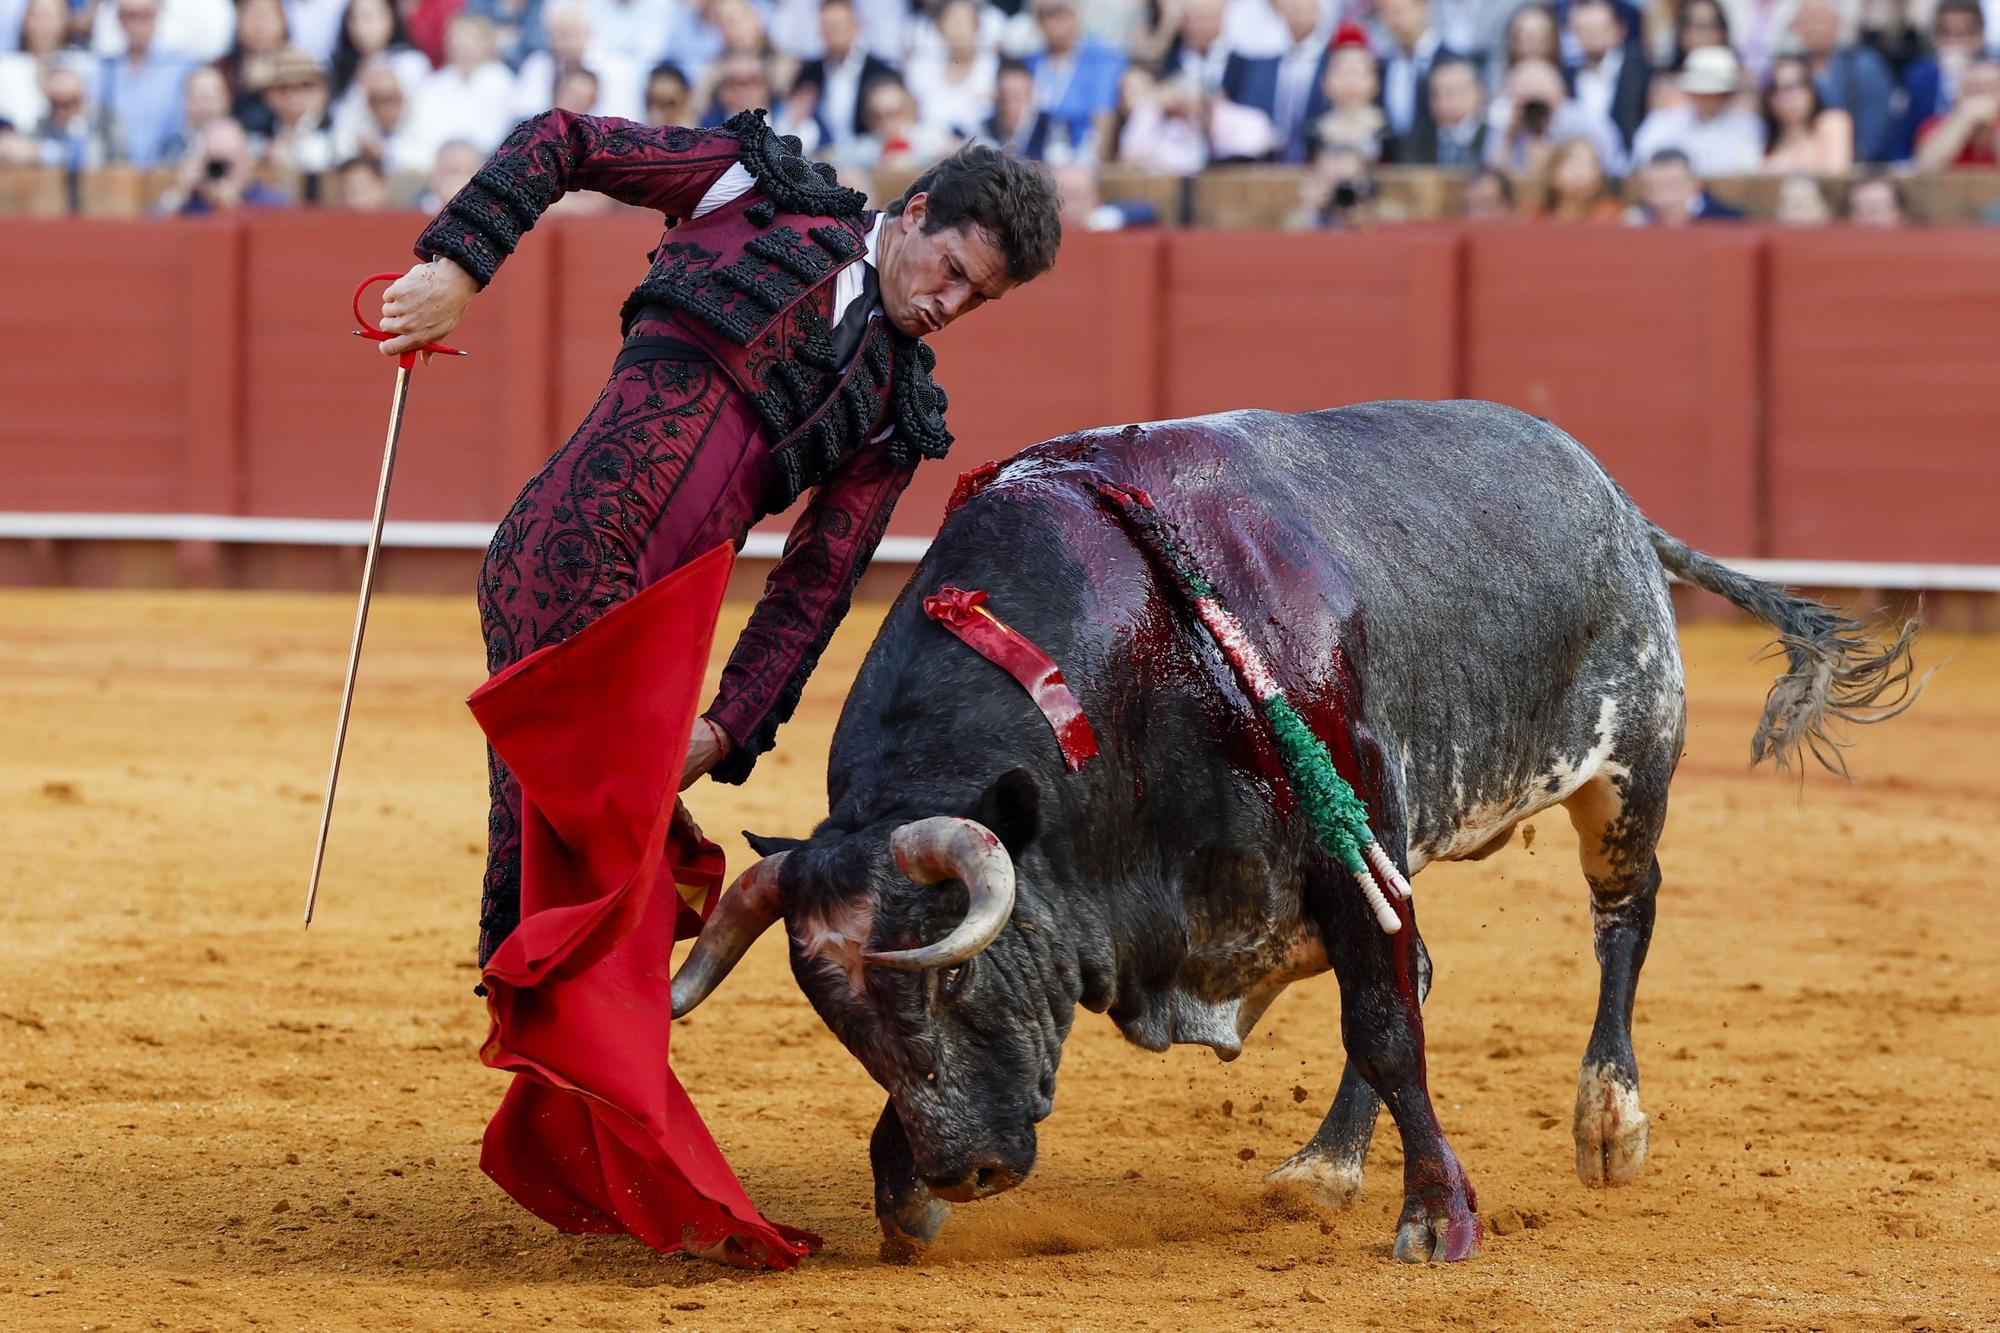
[1762,52,1851,172]
[167,115,288,212]
[1299,143,1380,228]
[1486,54,1625,173]
[1898,0,1989,158]
[1632,45,1762,174]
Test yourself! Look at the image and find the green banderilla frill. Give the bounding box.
[1263,694,1372,880]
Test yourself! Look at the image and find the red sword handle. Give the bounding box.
[351,271,470,369]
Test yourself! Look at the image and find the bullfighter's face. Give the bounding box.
[776,785,1066,1202]
[876,195,1019,338]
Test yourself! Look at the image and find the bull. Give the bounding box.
[669,403,1918,1263]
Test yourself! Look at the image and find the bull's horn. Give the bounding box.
[865,817,1017,970]
[670,852,789,1018]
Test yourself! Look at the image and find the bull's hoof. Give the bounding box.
[1391,1161,1482,1263]
[1391,1202,1482,1263]
[876,1196,951,1265]
[1265,1150,1364,1208]
[1574,1062,1650,1187]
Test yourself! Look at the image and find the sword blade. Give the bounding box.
[305,364,413,925]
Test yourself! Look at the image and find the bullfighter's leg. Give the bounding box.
[1315,882,1479,1262]
[1267,932,1431,1207]
[872,1099,951,1263]
[1562,756,1670,1186]
[470,355,737,965]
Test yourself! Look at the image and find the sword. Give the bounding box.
[304,272,468,926]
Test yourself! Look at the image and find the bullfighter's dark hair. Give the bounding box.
[887,145,1062,283]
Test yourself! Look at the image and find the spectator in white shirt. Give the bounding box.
[406,14,515,162]
[88,0,231,61]
[327,0,431,125]
[584,0,677,71]
[284,0,350,65]
[513,0,643,122]
[1567,0,1647,153]
[907,0,997,139]
[1378,0,1447,140]
[1114,65,1207,173]
[1162,0,1232,95]
[1630,44,1762,174]
[1,0,71,132]
[332,51,426,173]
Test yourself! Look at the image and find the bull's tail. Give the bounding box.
[1645,522,1923,775]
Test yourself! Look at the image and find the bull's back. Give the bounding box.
[1014,403,1679,865]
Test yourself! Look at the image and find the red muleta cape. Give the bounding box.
[464,542,818,1269]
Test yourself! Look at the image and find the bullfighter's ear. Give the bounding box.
[970,768,1041,860]
[745,830,809,858]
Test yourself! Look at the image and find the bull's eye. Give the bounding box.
[939,964,965,996]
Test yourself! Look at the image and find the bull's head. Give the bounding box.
[670,771,1068,1206]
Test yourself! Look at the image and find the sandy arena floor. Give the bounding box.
[1,588,1996,1332]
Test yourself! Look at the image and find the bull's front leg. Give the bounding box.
[1328,907,1480,1263]
[871,1099,951,1263]
[1269,931,1432,1207]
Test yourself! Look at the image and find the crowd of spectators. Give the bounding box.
[0,0,1992,222]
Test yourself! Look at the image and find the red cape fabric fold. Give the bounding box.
[465,543,819,1269]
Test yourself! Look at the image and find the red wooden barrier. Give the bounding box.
[4,214,1999,575]
[1764,229,2000,564]
[1461,225,1763,556]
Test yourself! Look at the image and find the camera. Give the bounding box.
[1331,176,1375,210]
[1519,99,1553,135]
[204,157,230,181]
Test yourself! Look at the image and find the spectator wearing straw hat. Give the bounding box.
[1630,44,1762,174]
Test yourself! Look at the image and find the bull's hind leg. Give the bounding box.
[1562,754,1671,1186]
[1267,933,1431,1207]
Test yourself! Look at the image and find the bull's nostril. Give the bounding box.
[974,1167,995,1191]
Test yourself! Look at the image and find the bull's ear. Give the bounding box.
[970,768,1041,860]
[745,831,809,857]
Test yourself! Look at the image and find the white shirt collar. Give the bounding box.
[864,212,886,268]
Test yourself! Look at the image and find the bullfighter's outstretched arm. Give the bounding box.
[414,110,745,287]
[703,441,917,784]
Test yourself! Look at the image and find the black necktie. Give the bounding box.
[832,259,880,367]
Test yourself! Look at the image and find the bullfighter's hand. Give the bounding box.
[377,257,476,358]
[680,716,731,790]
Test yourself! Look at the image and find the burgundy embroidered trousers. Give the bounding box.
[474,334,775,965]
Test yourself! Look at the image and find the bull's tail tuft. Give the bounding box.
[1646,522,1925,776]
